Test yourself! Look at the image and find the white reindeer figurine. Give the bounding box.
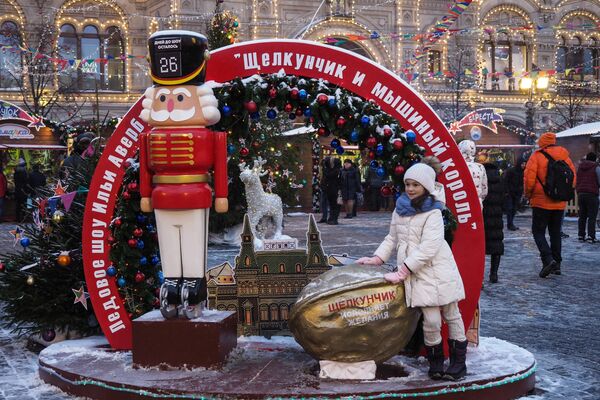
[239,157,284,243]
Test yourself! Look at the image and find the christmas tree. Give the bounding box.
[107,156,162,319]
[0,156,100,340]
[206,0,239,50]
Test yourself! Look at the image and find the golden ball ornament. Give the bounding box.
[57,252,72,267]
[26,275,34,285]
[52,211,65,223]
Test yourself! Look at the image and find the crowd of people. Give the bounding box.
[0,159,47,222]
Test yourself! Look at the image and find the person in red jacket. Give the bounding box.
[576,152,600,243]
[524,132,576,278]
[139,31,228,319]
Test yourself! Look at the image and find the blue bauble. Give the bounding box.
[157,271,164,285]
[106,265,117,277]
[370,160,379,168]
[117,277,126,287]
[350,130,359,142]
[146,224,155,232]
[136,214,146,224]
[377,167,386,177]
[361,116,370,126]
[139,256,148,266]
[328,98,336,107]
[406,130,416,143]
[298,89,307,100]
[376,144,384,155]
[20,237,30,247]
[370,31,380,39]
[250,112,260,120]
[151,255,160,265]
[267,109,277,119]
[136,240,145,249]
[336,146,345,155]
[289,113,296,120]
[303,108,312,117]
[330,138,340,148]
[222,105,231,116]
[227,143,236,155]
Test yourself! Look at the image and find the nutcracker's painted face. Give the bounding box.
[140,84,221,127]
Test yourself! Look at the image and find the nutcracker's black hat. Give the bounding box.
[148,30,209,86]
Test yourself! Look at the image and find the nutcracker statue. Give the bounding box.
[139,30,228,319]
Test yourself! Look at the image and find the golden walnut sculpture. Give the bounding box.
[289,264,421,363]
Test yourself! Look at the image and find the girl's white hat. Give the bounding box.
[404,163,436,194]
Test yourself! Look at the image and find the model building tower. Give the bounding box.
[207,214,331,337]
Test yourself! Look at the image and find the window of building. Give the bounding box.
[270,304,279,321]
[58,23,126,92]
[280,304,289,320]
[0,21,21,88]
[245,256,251,266]
[482,11,532,91]
[295,263,302,273]
[428,50,442,74]
[262,264,268,273]
[279,263,285,273]
[260,305,269,321]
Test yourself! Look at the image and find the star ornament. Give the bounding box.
[72,287,89,310]
[28,117,46,131]
[53,181,67,196]
[448,121,461,135]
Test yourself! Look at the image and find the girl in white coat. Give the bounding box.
[358,163,468,381]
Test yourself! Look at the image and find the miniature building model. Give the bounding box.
[207,214,331,337]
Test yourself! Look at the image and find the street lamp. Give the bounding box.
[520,76,550,132]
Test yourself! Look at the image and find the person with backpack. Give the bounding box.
[524,132,576,278]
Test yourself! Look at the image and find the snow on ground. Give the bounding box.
[0,212,599,399]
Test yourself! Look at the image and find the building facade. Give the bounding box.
[1,0,599,132]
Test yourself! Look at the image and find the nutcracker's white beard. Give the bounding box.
[151,106,196,122]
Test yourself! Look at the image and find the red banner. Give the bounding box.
[83,39,484,350]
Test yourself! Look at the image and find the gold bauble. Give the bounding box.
[57,252,72,267]
[26,275,34,285]
[52,211,64,223]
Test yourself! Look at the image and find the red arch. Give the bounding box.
[82,40,484,350]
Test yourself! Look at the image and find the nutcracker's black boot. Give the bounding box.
[443,339,468,381]
[180,277,207,319]
[425,342,445,380]
[159,278,181,319]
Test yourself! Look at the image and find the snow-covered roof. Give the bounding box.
[280,125,315,136]
[555,122,600,138]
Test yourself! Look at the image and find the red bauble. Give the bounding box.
[107,235,115,244]
[240,147,249,156]
[0,262,4,272]
[284,103,293,112]
[336,117,346,128]
[380,186,392,197]
[128,238,137,248]
[317,127,329,137]
[317,94,328,105]
[245,100,258,113]
[368,151,376,159]
[367,137,377,148]
[135,271,145,283]
[153,297,160,308]
[133,228,143,237]
[394,165,406,176]
[127,182,138,192]
[290,88,299,99]
[122,191,131,200]
[295,107,303,116]
[268,87,277,98]
[252,141,261,148]
[114,218,122,227]
[383,128,393,137]
[123,160,131,169]
[392,139,404,151]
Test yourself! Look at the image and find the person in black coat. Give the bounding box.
[28,164,46,192]
[503,158,525,230]
[340,159,361,219]
[483,163,505,283]
[323,157,342,225]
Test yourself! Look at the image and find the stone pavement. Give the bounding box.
[0,211,598,399]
